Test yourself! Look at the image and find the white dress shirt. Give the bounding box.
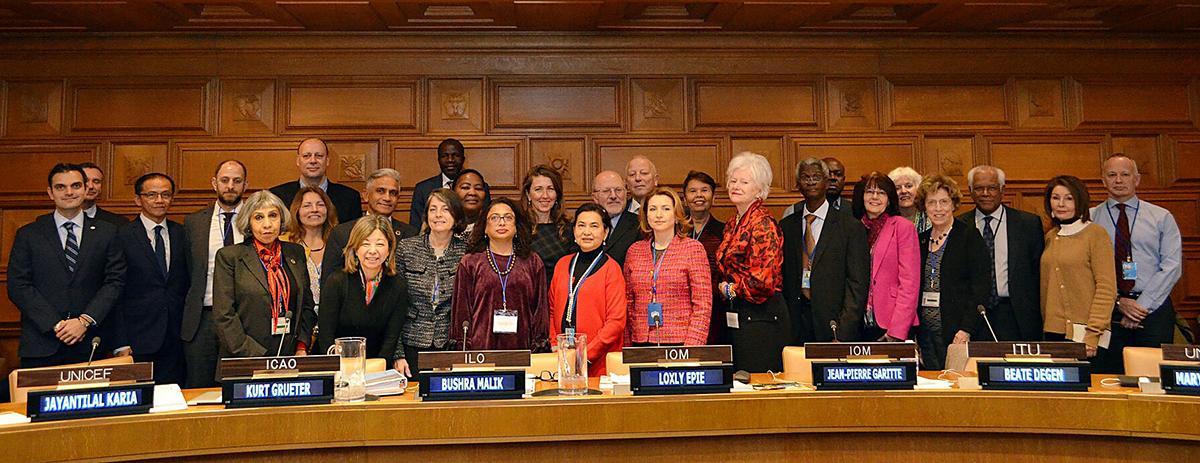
[975,207,1010,297]
[139,213,171,273]
[802,200,829,245]
[203,202,243,307]
[53,210,86,249]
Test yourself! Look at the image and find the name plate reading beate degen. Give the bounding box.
[811,361,918,390]
[629,365,733,395]
[977,361,1090,392]
[1160,363,1200,396]
[26,382,155,422]
[222,375,334,409]
[419,370,526,401]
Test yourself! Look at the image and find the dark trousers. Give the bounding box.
[183,309,221,388]
[983,298,1023,342]
[21,339,93,369]
[136,334,186,386]
[729,293,791,373]
[1097,297,1176,374]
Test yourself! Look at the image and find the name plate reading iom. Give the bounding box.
[968,342,1086,360]
[622,345,732,364]
[977,361,1090,392]
[804,342,918,360]
[629,365,733,395]
[811,361,918,390]
[27,383,154,422]
[419,370,525,401]
[223,376,334,408]
[219,355,339,379]
[419,350,532,371]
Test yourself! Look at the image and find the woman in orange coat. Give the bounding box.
[549,203,627,376]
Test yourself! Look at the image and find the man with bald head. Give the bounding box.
[1090,154,1182,373]
[592,170,639,265]
[823,157,848,210]
[625,156,660,214]
[957,165,1045,341]
[269,137,364,224]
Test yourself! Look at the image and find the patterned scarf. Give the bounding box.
[254,240,291,320]
[862,213,889,250]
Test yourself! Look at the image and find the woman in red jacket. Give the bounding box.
[549,203,627,376]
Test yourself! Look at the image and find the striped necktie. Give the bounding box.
[63,222,79,273]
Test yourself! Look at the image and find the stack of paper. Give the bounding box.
[365,370,408,396]
[150,384,189,413]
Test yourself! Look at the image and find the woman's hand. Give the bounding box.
[394,359,412,378]
[295,347,308,356]
[952,330,971,344]
[1086,345,1098,358]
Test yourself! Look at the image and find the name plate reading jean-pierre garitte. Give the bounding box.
[811,361,918,391]
[977,360,1091,392]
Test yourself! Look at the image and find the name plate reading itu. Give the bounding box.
[219,355,339,379]
[223,375,334,408]
[419,350,531,371]
[622,345,732,364]
[804,342,918,360]
[629,365,734,395]
[27,383,154,422]
[1160,364,1200,396]
[1161,344,1200,362]
[811,361,918,390]
[977,361,1090,392]
[419,370,526,401]
[17,362,153,388]
[968,342,1086,360]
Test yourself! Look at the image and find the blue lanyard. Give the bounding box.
[565,252,603,326]
[431,271,440,307]
[650,240,670,302]
[486,247,515,312]
[1105,200,1139,261]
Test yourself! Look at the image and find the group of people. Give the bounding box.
[7,136,1183,392]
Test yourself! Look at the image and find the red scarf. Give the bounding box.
[862,213,889,250]
[254,240,291,322]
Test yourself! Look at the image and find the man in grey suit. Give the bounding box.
[322,168,419,285]
[958,165,1045,341]
[181,160,248,388]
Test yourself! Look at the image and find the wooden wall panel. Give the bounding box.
[219,79,275,136]
[284,79,419,132]
[826,78,880,132]
[1170,137,1200,187]
[1111,135,1161,187]
[389,138,523,190]
[694,81,818,130]
[1014,79,1066,130]
[491,80,622,131]
[0,143,99,200]
[888,81,1009,128]
[1076,81,1195,128]
[4,81,63,138]
[1157,198,1200,238]
[594,139,723,188]
[110,143,169,201]
[529,138,587,193]
[68,79,211,134]
[988,137,1105,185]
[793,138,917,189]
[731,137,785,189]
[173,141,300,195]
[1,209,45,268]
[428,79,484,135]
[923,136,975,186]
[326,141,379,189]
[630,78,686,132]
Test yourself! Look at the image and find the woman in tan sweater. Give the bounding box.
[1040,175,1116,359]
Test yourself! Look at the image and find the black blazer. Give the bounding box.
[181,206,218,342]
[7,214,126,358]
[269,181,364,225]
[212,241,316,357]
[321,217,419,285]
[92,207,128,226]
[919,219,991,343]
[318,269,409,361]
[106,219,190,355]
[957,206,1046,340]
[780,206,870,342]
[603,209,641,266]
[409,174,444,226]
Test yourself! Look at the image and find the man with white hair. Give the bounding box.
[321,168,419,284]
[625,155,660,214]
[957,165,1045,341]
[592,170,639,265]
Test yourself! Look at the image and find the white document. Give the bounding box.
[0,412,31,427]
[1070,322,1112,349]
[725,312,740,329]
[150,384,189,413]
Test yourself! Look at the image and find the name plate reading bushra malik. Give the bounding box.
[419,370,526,401]
[811,361,918,390]
[27,383,155,422]
[223,376,334,409]
[977,361,1090,392]
[629,365,734,395]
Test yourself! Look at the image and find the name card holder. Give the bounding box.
[629,364,734,396]
[805,342,918,391]
[621,345,733,365]
[966,342,1086,361]
[977,360,1091,392]
[220,356,338,409]
[418,350,531,401]
[1160,344,1200,396]
[20,362,157,422]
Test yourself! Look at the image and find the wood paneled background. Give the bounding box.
[0,33,1198,375]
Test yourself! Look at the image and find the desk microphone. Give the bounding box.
[86,337,101,366]
[977,305,999,341]
[275,310,292,357]
[462,321,470,350]
[829,320,839,342]
[652,312,663,347]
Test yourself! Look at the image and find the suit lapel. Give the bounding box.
[132,220,168,282]
[811,210,836,265]
[168,222,187,278]
[72,217,102,278]
[871,221,896,276]
[282,246,307,312]
[239,246,271,292]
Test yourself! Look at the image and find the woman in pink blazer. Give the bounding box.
[851,172,921,341]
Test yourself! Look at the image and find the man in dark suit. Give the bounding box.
[107,173,190,384]
[79,162,128,226]
[591,170,640,266]
[823,157,849,211]
[181,159,248,388]
[959,165,1045,341]
[269,137,363,224]
[322,168,419,284]
[781,158,870,343]
[410,138,465,226]
[7,163,126,368]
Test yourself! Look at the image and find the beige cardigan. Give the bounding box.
[1040,221,1117,348]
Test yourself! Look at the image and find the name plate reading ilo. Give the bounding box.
[418,350,532,371]
[419,370,526,401]
[811,361,918,390]
[223,376,334,409]
[629,365,734,395]
[27,383,154,422]
[977,361,1090,392]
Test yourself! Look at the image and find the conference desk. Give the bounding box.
[1,373,1198,462]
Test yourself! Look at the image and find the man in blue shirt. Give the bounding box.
[1090,154,1183,374]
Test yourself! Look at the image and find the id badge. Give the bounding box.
[802,269,812,289]
[493,309,518,334]
[1122,261,1138,280]
[725,312,740,329]
[272,317,290,336]
[921,291,940,308]
[647,302,664,327]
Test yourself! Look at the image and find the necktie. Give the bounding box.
[154,224,168,276]
[63,222,79,274]
[222,212,235,247]
[982,216,998,308]
[445,180,453,189]
[1114,204,1134,294]
[802,214,816,299]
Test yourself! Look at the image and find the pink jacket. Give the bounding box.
[867,215,921,339]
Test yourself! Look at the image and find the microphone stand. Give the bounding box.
[977,305,999,341]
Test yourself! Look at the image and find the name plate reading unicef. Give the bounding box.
[811,361,917,390]
[968,342,1086,360]
[621,345,733,364]
[804,342,918,360]
[419,350,531,371]
[977,361,1090,392]
[419,370,525,401]
[629,365,733,395]
[26,383,154,422]
[17,362,153,388]
[1161,344,1200,362]
[222,376,334,408]
[219,355,339,379]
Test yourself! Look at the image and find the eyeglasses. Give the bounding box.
[798,174,825,184]
[487,214,516,224]
[592,187,626,196]
[535,370,558,382]
[864,189,887,197]
[139,192,174,200]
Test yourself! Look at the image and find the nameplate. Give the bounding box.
[968,342,1086,360]
[27,382,154,422]
[804,342,918,360]
[1161,344,1200,363]
[419,370,526,401]
[1161,364,1200,395]
[811,360,918,390]
[977,360,1090,392]
[622,345,733,364]
[222,375,335,409]
[17,362,153,388]
[419,350,531,371]
[629,364,734,396]
[219,355,339,379]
